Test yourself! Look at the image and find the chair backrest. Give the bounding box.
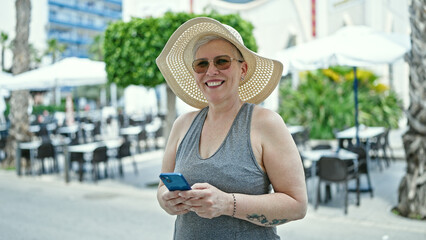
[138,129,148,141]
[317,157,348,182]
[37,142,55,159]
[299,154,312,179]
[345,145,368,173]
[36,125,49,138]
[93,146,107,163]
[118,141,131,158]
[70,152,83,162]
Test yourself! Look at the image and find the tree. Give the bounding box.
[104,11,257,139]
[1,31,9,71]
[88,34,104,61]
[2,0,32,169]
[396,0,426,219]
[45,38,66,64]
[29,43,42,69]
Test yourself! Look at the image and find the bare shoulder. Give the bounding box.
[170,110,200,141]
[251,105,286,131]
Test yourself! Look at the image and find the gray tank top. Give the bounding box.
[174,103,280,240]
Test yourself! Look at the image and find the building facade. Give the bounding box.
[0,0,122,66]
[47,0,122,58]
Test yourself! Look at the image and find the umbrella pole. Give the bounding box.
[353,66,360,146]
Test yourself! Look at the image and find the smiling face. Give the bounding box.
[193,39,247,106]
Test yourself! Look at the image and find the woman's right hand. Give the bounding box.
[159,187,191,215]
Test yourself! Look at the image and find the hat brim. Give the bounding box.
[156,17,283,109]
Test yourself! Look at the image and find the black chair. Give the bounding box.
[315,156,360,214]
[369,132,390,171]
[92,146,108,182]
[36,141,57,174]
[117,140,138,177]
[292,128,310,150]
[154,125,164,149]
[345,145,374,197]
[70,152,85,181]
[382,129,395,162]
[0,136,7,162]
[137,129,148,153]
[300,154,313,180]
[36,125,50,141]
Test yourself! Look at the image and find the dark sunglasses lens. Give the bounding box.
[214,56,232,70]
[193,60,209,73]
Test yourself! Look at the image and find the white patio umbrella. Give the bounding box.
[7,57,112,106]
[276,25,411,144]
[10,57,107,91]
[278,25,410,72]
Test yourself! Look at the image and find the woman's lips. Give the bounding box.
[205,80,224,87]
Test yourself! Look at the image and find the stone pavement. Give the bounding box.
[1,129,425,240]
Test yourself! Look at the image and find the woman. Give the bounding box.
[156,17,307,239]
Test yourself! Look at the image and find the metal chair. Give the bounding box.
[369,132,390,171]
[92,146,108,182]
[315,156,360,214]
[36,141,57,174]
[117,140,138,177]
[345,145,374,197]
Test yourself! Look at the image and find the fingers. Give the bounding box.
[161,190,191,215]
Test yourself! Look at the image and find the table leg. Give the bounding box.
[311,162,317,204]
[64,146,69,183]
[16,142,21,176]
[30,149,36,176]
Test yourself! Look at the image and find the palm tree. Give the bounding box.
[396,0,426,219]
[2,0,32,169]
[45,38,66,64]
[29,43,42,69]
[88,34,104,61]
[1,31,9,71]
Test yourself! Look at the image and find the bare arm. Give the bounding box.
[157,111,198,215]
[234,107,308,225]
[179,107,307,226]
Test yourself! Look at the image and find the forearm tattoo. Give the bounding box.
[247,214,287,226]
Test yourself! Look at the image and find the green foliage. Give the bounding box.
[88,34,105,61]
[44,39,66,63]
[31,103,67,115]
[4,102,68,117]
[104,11,257,88]
[279,67,403,139]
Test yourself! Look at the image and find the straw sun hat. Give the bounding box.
[156,17,283,109]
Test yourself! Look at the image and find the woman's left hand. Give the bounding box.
[179,183,233,219]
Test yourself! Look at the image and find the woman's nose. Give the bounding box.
[205,61,219,75]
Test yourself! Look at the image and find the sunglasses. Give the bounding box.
[192,55,244,74]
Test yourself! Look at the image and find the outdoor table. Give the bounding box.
[300,148,358,204]
[120,125,144,152]
[29,123,56,133]
[16,139,42,176]
[335,126,385,141]
[64,138,122,183]
[335,126,385,172]
[57,124,79,138]
[15,137,72,176]
[119,126,143,136]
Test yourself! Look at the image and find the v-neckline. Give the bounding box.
[196,103,248,160]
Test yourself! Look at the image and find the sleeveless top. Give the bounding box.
[174,103,280,240]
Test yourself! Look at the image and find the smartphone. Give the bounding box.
[159,173,191,191]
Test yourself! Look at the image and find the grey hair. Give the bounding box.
[192,35,244,60]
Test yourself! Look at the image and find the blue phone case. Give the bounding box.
[159,173,191,191]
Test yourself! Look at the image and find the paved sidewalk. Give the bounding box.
[1,130,425,240]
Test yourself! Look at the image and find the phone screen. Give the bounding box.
[159,173,191,191]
